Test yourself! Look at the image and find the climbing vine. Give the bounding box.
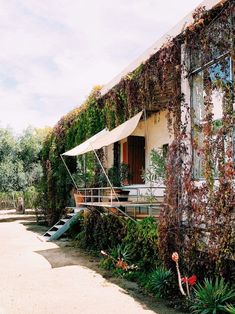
[159,0,235,280]
[41,87,105,224]
[41,30,182,224]
[41,0,234,282]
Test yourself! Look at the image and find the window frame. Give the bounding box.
[190,54,234,180]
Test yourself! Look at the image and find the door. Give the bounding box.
[128,136,145,184]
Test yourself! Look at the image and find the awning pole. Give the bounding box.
[60,154,79,191]
[83,154,87,188]
[90,144,119,204]
[91,147,137,222]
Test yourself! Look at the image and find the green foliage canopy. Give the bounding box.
[0,126,47,192]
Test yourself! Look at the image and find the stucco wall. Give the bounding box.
[120,111,173,170]
[103,145,114,169]
[103,111,173,191]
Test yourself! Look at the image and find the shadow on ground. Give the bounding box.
[0,215,36,223]
[35,247,99,269]
[35,246,180,314]
[23,221,48,234]
[23,220,184,314]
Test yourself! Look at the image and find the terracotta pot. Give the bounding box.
[74,193,84,207]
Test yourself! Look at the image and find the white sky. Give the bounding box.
[0,0,203,133]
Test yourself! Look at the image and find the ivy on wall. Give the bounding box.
[159,0,235,279]
[41,0,234,280]
[41,31,182,224]
[41,87,105,224]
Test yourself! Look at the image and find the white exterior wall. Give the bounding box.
[103,145,114,169]
[103,111,173,199]
[124,111,173,170]
[104,111,173,172]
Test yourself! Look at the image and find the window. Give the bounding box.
[192,57,234,179]
[162,144,169,159]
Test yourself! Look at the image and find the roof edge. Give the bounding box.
[100,0,222,97]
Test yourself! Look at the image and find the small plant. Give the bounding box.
[100,244,137,272]
[108,163,129,187]
[171,252,197,297]
[111,244,132,264]
[146,267,173,298]
[190,278,235,314]
[142,149,166,184]
[99,253,115,270]
[121,270,144,282]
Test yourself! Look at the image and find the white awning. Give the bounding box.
[62,111,143,156]
[62,128,109,156]
[91,111,143,150]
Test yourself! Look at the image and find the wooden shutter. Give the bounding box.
[128,136,145,184]
[113,142,120,168]
[123,142,128,164]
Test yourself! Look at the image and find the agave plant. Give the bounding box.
[100,244,135,271]
[111,244,132,264]
[225,304,235,314]
[191,278,235,314]
[146,267,173,298]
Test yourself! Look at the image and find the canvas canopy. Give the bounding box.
[62,110,143,156]
[62,128,108,156]
[91,111,143,151]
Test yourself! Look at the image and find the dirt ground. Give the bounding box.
[0,210,184,314]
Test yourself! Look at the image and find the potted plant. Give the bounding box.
[107,163,130,201]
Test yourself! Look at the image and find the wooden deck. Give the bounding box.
[78,201,163,208]
[74,187,165,220]
[76,200,163,220]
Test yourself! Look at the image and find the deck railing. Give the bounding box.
[74,185,165,219]
[75,186,164,203]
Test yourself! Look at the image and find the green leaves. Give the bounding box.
[40,87,105,219]
[191,278,235,314]
[225,304,235,314]
[123,217,159,269]
[0,126,45,192]
[77,210,127,251]
[146,267,173,298]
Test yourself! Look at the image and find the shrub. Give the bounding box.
[77,209,127,251]
[23,186,39,208]
[99,256,114,270]
[191,278,235,314]
[145,267,174,298]
[123,217,159,269]
[69,214,83,238]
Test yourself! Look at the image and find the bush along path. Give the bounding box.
[69,210,235,313]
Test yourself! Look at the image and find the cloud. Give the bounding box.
[0,0,203,133]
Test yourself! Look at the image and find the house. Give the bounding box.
[62,0,234,225]
[41,0,234,276]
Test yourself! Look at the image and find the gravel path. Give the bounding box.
[0,220,157,314]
